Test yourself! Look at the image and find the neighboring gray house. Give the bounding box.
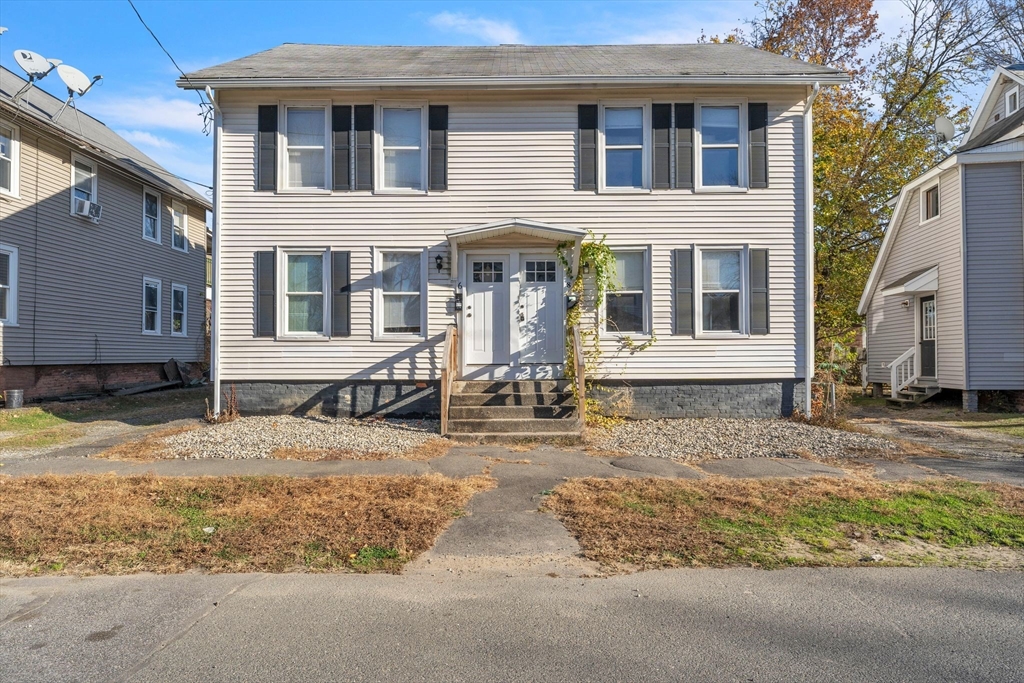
[0,66,211,400]
[181,44,846,438]
[859,65,1024,411]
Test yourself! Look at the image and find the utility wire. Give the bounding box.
[127,0,214,134]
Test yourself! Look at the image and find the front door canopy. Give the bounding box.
[446,218,587,282]
[881,265,938,296]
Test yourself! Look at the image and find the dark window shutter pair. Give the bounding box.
[257,106,277,191]
[253,250,351,337]
[428,105,449,191]
[672,248,769,336]
[354,105,374,191]
[335,105,380,192]
[748,103,769,189]
[652,104,672,189]
[577,105,598,191]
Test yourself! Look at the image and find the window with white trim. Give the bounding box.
[380,106,426,190]
[376,249,425,336]
[171,284,187,336]
[171,201,187,252]
[143,188,161,243]
[698,249,744,334]
[923,184,939,221]
[697,105,744,189]
[283,251,326,336]
[922,298,936,341]
[0,244,18,324]
[70,154,97,214]
[283,106,328,190]
[1007,86,1019,115]
[0,120,19,197]
[143,277,161,334]
[605,250,646,334]
[601,105,647,189]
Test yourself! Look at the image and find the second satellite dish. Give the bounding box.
[935,116,956,143]
[57,64,100,96]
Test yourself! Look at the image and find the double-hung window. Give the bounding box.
[697,105,744,189]
[0,120,19,197]
[283,106,329,190]
[283,252,326,336]
[923,185,940,222]
[699,249,744,334]
[171,201,187,252]
[377,250,424,337]
[71,154,97,213]
[0,244,18,324]
[143,188,161,243]
[171,284,187,336]
[605,250,647,334]
[602,106,647,189]
[1007,86,1019,115]
[143,277,161,334]
[380,106,426,191]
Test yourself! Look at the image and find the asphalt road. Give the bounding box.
[2,568,1022,683]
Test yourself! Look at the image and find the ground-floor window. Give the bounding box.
[0,244,17,324]
[283,251,326,336]
[377,249,424,337]
[171,284,187,336]
[605,249,647,334]
[699,249,743,333]
[143,277,161,334]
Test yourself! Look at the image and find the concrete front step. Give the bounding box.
[447,417,581,434]
[450,392,574,407]
[453,380,572,394]
[447,431,583,444]
[449,405,577,420]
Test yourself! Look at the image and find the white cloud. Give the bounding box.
[118,129,178,149]
[428,12,523,44]
[86,95,207,134]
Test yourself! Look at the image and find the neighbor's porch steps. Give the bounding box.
[886,383,942,408]
[447,380,582,443]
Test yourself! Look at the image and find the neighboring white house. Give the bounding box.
[180,44,845,435]
[859,64,1024,411]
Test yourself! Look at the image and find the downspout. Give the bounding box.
[208,87,223,415]
[803,82,819,415]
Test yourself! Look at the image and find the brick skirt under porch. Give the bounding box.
[0,363,172,402]
[225,378,804,419]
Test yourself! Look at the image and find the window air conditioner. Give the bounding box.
[74,198,102,221]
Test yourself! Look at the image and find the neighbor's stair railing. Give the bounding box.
[440,324,458,436]
[571,325,586,426]
[886,347,917,398]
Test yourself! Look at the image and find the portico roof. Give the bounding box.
[445,218,587,281]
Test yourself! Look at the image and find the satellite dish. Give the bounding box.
[935,116,956,143]
[15,50,54,79]
[53,64,102,123]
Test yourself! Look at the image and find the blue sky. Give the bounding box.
[0,1,918,195]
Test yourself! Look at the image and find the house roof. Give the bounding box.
[880,265,938,295]
[0,66,210,208]
[958,105,1024,152]
[180,43,848,89]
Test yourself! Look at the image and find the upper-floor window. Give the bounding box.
[605,249,648,334]
[143,188,161,243]
[697,105,744,189]
[379,106,426,191]
[0,244,18,325]
[71,154,97,214]
[601,106,647,190]
[923,185,940,221]
[171,201,188,252]
[1007,86,1020,115]
[284,106,328,190]
[0,121,19,197]
[143,277,161,334]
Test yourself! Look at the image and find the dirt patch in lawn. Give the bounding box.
[0,474,493,576]
[545,477,1024,571]
[96,424,205,461]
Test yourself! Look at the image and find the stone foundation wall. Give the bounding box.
[0,363,173,401]
[227,381,440,417]
[590,379,805,419]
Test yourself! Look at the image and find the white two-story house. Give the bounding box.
[181,44,844,437]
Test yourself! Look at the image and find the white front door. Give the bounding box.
[518,256,564,363]
[465,257,510,365]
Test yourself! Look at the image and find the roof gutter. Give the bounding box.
[803,82,819,416]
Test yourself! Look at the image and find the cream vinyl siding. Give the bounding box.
[216,87,809,382]
[981,81,1021,131]
[864,167,965,388]
[0,122,207,365]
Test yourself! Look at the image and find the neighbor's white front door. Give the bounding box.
[518,256,564,364]
[465,257,511,365]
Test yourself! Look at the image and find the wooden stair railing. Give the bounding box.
[440,324,458,436]
[572,325,586,427]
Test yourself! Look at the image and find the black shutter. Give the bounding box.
[749,103,769,189]
[257,105,277,191]
[332,105,352,191]
[354,105,374,191]
[750,249,770,335]
[428,105,448,191]
[577,104,598,191]
[673,248,694,336]
[674,103,694,190]
[331,251,351,337]
[652,103,671,189]
[254,251,275,337]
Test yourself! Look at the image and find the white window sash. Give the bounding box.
[694,101,749,193]
[597,101,651,193]
[69,153,98,215]
[1006,85,1020,114]
[694,245,749,336]
[171,201,188,252]
[601,247,651,336]
[0,244,18,325]
[277,103,332,193]
[143,187,161,243]
[277,249,329,339]
[373,247,428,339]
[171,284,188,337]
[142,277,161,335]
[920,184,940,223]
[0,120,21,197]
[374,102,429,193]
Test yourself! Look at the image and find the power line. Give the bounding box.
[127,0,214,134]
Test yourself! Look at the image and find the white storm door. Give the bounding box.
[465,257,511,365]
[518,257,564,364]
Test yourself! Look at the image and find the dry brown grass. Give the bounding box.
[0,474,493,576]
[546,477,1024,571]
[95,424,203,461]
[270,437,452,462]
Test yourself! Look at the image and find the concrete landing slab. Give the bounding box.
[427,452,490,478]
[609,456,704,479]
[695,457,846,479]
[909,456,1024,486]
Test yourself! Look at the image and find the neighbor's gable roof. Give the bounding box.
[963,65,1024,144]
[0,66,210,208]
[179,43,848,89]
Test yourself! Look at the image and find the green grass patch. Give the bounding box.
[948,415,1024,439]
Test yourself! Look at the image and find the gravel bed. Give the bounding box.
[590,418,901,460]
[164,415,441,459]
